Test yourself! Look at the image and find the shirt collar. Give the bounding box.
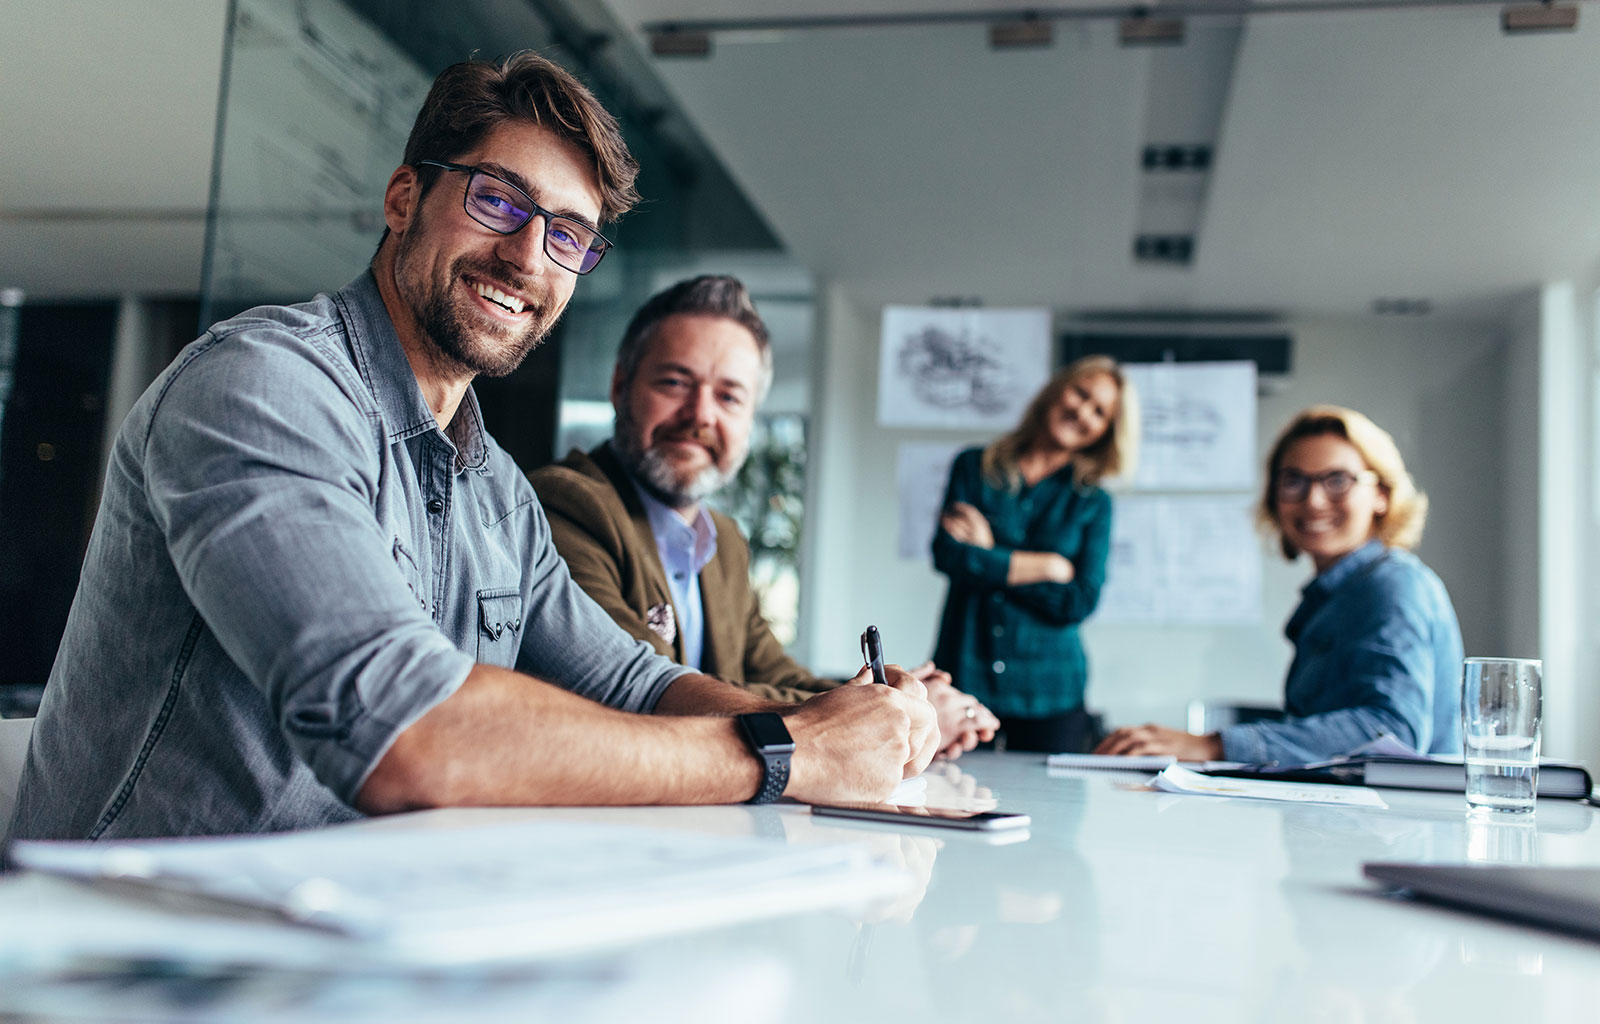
[628,474,719,575]
[1305,538,1387,596]
[333,271,490,473]
[1286,538,1387,641]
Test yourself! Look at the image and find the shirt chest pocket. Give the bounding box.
[477,588,524,667]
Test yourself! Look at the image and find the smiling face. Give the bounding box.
[385,120,603,378]
[1274,434,1389,572]
[1043,370,1120,455]
[611,313,765,509]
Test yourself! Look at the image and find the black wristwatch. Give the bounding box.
[736,712,795,804]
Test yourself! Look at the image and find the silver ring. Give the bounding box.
[964,705,978,720]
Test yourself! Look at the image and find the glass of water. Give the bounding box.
[1462,657,1542,814]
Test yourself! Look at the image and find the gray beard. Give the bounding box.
[612,404,742,509]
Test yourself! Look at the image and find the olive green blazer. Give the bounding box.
[529,443,835,703]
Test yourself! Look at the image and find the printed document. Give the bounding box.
[4,818,908,969]
[1151,764,1389,808]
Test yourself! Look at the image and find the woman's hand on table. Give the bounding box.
[1094,724,1224,762]
[916,668,999,759]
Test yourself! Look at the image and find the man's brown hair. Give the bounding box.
[398,50,639,225]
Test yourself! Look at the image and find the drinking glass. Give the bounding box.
[1462,657,1542,814]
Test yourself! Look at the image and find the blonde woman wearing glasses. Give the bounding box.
[1097,405,1463,763]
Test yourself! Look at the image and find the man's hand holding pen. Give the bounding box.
[781,663,939,804]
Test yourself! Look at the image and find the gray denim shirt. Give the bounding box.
[6,272,690,841]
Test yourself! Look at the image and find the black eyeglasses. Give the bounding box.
[415,160,613,275]
[1275,468,1379,502]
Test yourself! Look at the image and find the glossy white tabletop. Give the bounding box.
[351,750,1600,1022]
[8,751,1600,1022]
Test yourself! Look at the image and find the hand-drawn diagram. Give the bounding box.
[878,307,1051,429]
[1125,361,1257,491]
[1094,495,1262,624]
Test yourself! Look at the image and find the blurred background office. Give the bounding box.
[2,0,1598,766]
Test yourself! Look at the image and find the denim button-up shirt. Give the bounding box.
[931,447,1112,718]
[7,272,689,841]
[1221,539,1464,764]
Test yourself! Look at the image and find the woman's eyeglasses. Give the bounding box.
[1275,468,1378,502]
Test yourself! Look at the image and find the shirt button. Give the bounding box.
[426,499,444,515]
[992,625,1004,638]
[992,660,1006,674]
[674,572,686,581]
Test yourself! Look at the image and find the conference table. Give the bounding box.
[4,750,1600,1021]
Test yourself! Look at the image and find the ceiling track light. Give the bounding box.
[642,2,1580,57]
[989,17,1054,49]
[649,27,712,58]
[1501,2,1579,32]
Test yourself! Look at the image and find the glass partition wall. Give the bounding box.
[201,0,815,649]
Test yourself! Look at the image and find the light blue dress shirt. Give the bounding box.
[629,478,718,671]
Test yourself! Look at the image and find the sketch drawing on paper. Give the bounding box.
[877,307,1051,429]
[895,324,1021,416]
[1124,361,1256,491]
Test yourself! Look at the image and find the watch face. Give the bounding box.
[740,713,795,753]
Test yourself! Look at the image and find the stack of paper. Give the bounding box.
[3,819,908,970]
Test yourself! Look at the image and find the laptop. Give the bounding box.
[1364,862,1600,941]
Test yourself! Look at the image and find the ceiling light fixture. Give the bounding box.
[1119,13,1185,46]
[649,27,712,58]
[1372,298,1434,316]
[989,17,1054,49]
[1501,2,1579,32]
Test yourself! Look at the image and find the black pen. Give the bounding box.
[860,625,889,685]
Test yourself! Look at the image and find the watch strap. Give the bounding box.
[736,713,793,805]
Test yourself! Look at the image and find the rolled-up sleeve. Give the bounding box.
[931,450,1013,587]
[143,331,474,803]
[1003,490,1112,626]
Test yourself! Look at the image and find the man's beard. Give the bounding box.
[396,232,560,379]
[613,400,746,510]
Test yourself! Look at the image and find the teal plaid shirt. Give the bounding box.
[930,448,1112,718]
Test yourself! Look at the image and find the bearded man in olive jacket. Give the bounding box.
[532,276,997,755]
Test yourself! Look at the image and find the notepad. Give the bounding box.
[1047,753,1177,771]
[1046,753,1246,773]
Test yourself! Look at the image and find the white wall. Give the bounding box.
[802,288,1519,749]
[1499,275,1600,767]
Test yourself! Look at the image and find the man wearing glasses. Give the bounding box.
[8,52,936,842]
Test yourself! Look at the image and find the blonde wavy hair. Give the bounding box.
[1259,405,1428,560]
[981,355,1139,489]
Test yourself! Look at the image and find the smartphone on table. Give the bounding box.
[811,802,1031,831]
